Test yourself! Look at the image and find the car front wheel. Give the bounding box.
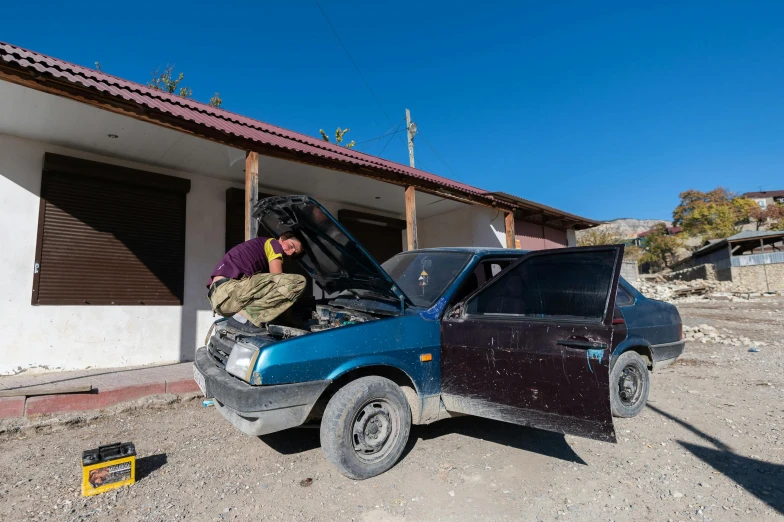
[610,351,650,418]
[320,376,411,479]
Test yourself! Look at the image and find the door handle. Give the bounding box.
[557,339,607,350]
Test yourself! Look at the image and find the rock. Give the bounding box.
[671,491,683,499]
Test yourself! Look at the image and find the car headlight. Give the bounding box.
[224,342,260,382]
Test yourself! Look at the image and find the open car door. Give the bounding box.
[440,245,624,443]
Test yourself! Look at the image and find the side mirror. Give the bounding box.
[446,303,463,319]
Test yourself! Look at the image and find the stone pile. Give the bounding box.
[631,278,778,303]
[682,324,767,348]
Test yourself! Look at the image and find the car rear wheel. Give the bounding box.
[610,351,650,418]
[320,376,411,479]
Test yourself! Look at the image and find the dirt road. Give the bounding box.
[1,298,782,521]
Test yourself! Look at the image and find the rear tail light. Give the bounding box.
[680,323,683,340]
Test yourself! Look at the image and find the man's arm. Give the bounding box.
[269,258,283,274]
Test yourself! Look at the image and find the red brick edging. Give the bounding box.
[0,378,199,420]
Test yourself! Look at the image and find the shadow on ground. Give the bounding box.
[136,453,168,481]
[648,404,784,515]
[413,416,586,465]
[259,426,321,454]
[258,416,585,465]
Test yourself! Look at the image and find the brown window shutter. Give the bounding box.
[33,155,189,306]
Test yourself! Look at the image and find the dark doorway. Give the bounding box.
[338,209,406,265]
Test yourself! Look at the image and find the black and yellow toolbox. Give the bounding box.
[81,442,136,497]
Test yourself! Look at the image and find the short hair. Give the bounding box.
[279,231,305,258]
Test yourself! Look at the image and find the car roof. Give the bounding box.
[403,247,528,255]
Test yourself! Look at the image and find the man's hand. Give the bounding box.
[269,258,283,274]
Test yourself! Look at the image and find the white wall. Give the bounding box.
[566,228,577,247]
[0,133,239,374]
[418,204,506,249]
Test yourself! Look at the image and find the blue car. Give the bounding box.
[194,196,684,479]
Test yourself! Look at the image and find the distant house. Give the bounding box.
[628,226,681,247]
[743,190,784,209]
[674,230,784,292]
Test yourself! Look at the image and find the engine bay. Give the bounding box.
[207,301,384,367]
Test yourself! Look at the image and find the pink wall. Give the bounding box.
[515,219,567,250]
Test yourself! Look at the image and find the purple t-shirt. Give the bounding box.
[207,237,284,287]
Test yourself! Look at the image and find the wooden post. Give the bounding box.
[245,151,259,241]
[505,211,516,248]
[405,186,418,250]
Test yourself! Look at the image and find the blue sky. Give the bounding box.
[2,1,783,220]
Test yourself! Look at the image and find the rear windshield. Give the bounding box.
[382,252,471,308]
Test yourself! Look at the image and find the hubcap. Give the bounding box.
[352,400,397,463]
[618,364,643,407]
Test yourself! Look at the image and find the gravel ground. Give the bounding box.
[1,298,782,522]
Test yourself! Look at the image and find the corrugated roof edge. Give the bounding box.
[0,40,599,228]
[693,229,784,257]
[488,192,602,227]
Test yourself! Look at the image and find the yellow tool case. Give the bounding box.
[81,442,136,497]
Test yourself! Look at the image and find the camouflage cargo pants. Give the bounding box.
[208,273,307,326]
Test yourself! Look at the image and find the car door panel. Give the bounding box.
[441,246,623,443]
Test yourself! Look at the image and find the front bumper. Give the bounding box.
[194,346,330,436]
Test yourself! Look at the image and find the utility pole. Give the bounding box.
[406,108,417,168]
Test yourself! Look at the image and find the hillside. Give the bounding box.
[577,218,670,240]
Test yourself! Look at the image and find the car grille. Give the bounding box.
[208,333,234,367]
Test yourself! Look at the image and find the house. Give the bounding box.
[629,226,681,247]
[743,190,784,210]
[675,230,784,292]
[0,41,599,374]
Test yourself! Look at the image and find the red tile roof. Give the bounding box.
[0,40,598,227]
[743,190,784,199]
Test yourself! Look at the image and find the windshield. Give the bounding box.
[381,252,472,307]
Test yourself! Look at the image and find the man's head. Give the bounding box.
[279,232,304,257]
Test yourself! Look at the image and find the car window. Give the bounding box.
[466,250,617,322]
[381,252,471,307]
[450,259,516,305]
[615,285,634,306]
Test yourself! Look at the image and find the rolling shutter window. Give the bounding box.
[32,154,190,305]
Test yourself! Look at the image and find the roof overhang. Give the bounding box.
[487,192,602,230]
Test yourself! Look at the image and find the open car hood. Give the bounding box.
[253,195,412,306]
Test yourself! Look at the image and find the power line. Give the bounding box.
[314,1,394,125]
[379,120,404,155]
[314,1,408,155]
[418,133,463,181]
[354,118,406,146]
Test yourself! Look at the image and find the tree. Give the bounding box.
[149,65,192,98]
[673,188,754,239]
[319,127,355,149]
[148,65,224,107]
[748,202,784,230]
[208,93,223,108]
[640,223,681,271]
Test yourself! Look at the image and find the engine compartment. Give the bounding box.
[207,302,384,366]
